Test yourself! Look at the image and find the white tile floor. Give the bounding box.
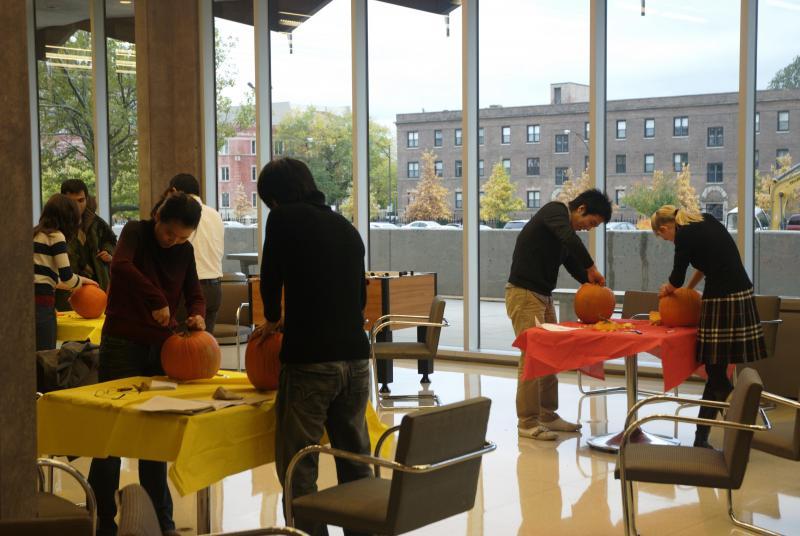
[56,359,799,535]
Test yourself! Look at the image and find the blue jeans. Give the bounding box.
[275,360,373,536]
[87,335,174,536]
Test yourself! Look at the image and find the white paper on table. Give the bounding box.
[148,380,177,391]
[538,322,581,332]
[133,396,214,414]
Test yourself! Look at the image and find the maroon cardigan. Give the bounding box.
[103,220,205,345]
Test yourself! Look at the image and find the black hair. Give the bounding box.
[34,194,81,241]
[60,178,89,198]
[168,173,201,196]
[151,191,202,229]
[568,188,613,223]
[257,157,325,208]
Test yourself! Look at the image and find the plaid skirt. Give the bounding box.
[697,288,767,365]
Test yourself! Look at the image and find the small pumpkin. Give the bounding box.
[246,331,283,391]
[659,288,701,327]
[161,330,221,381]
[574,283,615,324]
[70,285,107,319]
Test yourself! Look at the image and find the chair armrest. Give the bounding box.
[373,426,401,476]
[760,319,783,325]
[370,319,450,345]
[284,441,496,528]
[373,314,429,326]
[761,391,800,410]
[36,458,97,530]
[623,395,730,430]
[207,528,310,536]
[236,302,251,328]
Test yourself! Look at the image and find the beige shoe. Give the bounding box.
[518,424,557,441]
[539,415,582,432]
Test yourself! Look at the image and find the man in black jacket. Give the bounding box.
[506,189,612,440]
[257,158,371,536]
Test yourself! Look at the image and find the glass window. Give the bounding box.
[478,159,484,177]
[615,154,626,174]
[526,190,540,209]
[251,139,256,155]
[407,131,419,148]
[554,86,562,104]
[526,157,540,176]
[706,202,724,220]
[778,110,789,131]
[707,163,723,183]
[501,126,511,144]
[502,158,511,174]
[251,166,257,182]
[616,119,627,139]
[434,160,443,177]
[454,128,462,146]
[755,112,760,133]
[251,192,257,207]
[220,166,230,181]
[584,155,589,171]
[455,160,462,177]
[755,149,760,169]
[615,188,626,208]
[434,129,442,147]
[478,127,485,145]
[527,124,540,143]
[673,116,689,136]
[644,118,655,138]
[221,192,230,208]
[776,148,789,166]
[455,191,463,209]
[584,121,590,141]
[707,126,724,147]
[555,134,569,153]
[673,152,688,172]
[644,153,655,173]
[555,167,568,185]
[407,161,419,178]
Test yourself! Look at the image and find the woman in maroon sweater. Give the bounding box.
[88,192,205,536]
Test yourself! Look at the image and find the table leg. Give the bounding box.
[587,353,680,453]
[197,486,210,535]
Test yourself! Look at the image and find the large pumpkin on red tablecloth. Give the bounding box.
[246,331,282,391]
[574,283,615,324]
[659,287,702,327]
[161,330,221,381]
[70,285,107,319]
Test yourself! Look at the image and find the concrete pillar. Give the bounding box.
[135,0,203,217]
[0,0,37,520]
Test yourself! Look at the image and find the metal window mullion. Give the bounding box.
[199,0,217,208]
[737,0,757,278]
[590,0,607,276]
[254,0,272,253]
[27,0,41,223]
[90,0,111,222]
[463,0,479,351]
[352,0,369,257]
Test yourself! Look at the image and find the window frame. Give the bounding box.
[455,159,463,178]
[527,124,540,143]
[220,166,230,182]
[673,152,688,172]
[407,161,420,178]
[707,126,724,147]
[616,119,627,140]
[526,190,541,209]
[406,131,419,148]
[777,111,789,132]
[501,126,511,145]
[433,129,443,147]
[555,166,568,185]
[707,162,723,183]
[673,116,689,137]
[644,153,655,173]
[526,157,540,176]
[555,133,569,153]
[454,128,462,146]
[615,154,626,174]
[455,191,463,209]
[644,118,655,138]
[502,158,511,175]
[434,160,443,177]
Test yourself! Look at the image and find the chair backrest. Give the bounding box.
[424,296,446,353]
[116,484,161,536]
[722,367,764,487]
[217,279,251,325]
[621,290,659,319]
[222,271,247,283]
[385,397,491,534]
[754,295,781,359]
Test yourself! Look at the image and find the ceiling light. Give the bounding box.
[279,19,301,27]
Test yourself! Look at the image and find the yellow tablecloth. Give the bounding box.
[56,311,105,344]
[37,373,388,496]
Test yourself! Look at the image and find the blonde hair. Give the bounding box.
[650,204,703,233]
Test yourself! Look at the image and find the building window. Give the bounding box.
[755,112,760,134]
[644,154,655,173]
[644,118,655,138]
[554,87,562,104]
[584,155,589,171]
[434,129,442,147]
[454,128,462,146]
[526,157,540,176]
[219,141,228,155]
[707,163,723,183]
[707,126,724,147]
[527,190,541,209]
[503,158,511,175]
[673,152,688,172]
[220,166,230,181]
[673,116,689,137]
[616,120,627,140]
[478,159,484,177]
[455,191,463,209]
[777,148,789,166]
[434,160,443,177]
[251,139,256,155]
[555,167,568,185]
[407,161,419,178]
[706,203,724,221]
[527,124,540,143]
[615,188,626,208]
[778,111,789,132]
[478,127,485,145]
[274,140,284,155]
[755,149,760,168]
[584,122,590,141]
[252,192,257,207]
[555,134,569,153]
[251,166,257,182]
[501,126,511,144]
[615,154,626,174]
[221,192,230,208]
[454,160,463,178]
[407,131,419,148]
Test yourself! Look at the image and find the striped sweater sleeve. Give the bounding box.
[40,232,81,289]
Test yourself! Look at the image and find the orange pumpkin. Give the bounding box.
[574,283,615,324]
[70,285,107,319]
[246,331,283,391]
[161,330,221,381]
[659,287,702,327]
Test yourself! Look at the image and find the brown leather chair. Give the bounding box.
[285,397,495,535]
[213,272,252,370]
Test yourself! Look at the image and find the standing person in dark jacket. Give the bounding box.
[506,189,612,440]
[88,191,205,536]
[256,158,371,536]
[652,205,767,449]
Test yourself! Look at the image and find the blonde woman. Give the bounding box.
[651,205,767,449]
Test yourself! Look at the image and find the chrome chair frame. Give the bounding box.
[369,315,449,410]
[618,395,773,536]
[283,423,495,529]
[36,457,97,535]
[235,301,251,372]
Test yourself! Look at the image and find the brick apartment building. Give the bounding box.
[395,83,800,221]
[217,126,258,221]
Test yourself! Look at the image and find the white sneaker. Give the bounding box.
[539,415,582,432]
[518,425,557,441]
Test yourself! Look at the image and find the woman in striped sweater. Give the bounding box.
[34,194,98,350]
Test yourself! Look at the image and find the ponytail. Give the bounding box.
[151,190,201,229]
[650,204,703,234]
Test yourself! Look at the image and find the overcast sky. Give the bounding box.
[216,0,800,131]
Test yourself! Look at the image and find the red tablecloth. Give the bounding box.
[513,319,700,392]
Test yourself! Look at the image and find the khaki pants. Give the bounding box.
[505,283,558,428]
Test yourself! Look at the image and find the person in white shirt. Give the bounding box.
[167,174,225,333]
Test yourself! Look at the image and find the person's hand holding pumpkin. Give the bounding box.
[152,306,170,327]
[587,265,606,286]
[186,315,206,331]
[659,282,677,298]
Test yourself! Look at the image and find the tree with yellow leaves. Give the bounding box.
[480,161,525,223]
[405,150,451,221]
[339,189,380,221]
[675,163,699,213]
[556,167,592,204]
[756,153,794,211]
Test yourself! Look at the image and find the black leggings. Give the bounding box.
[696,362,734,440]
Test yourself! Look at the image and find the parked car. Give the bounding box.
[223,220,246,228]
[442,223,493,230]
[370,221,397,229]
[402,221,442,229]
[503,220,529,230]
[786,214,800,230]
[606,221,636,231]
